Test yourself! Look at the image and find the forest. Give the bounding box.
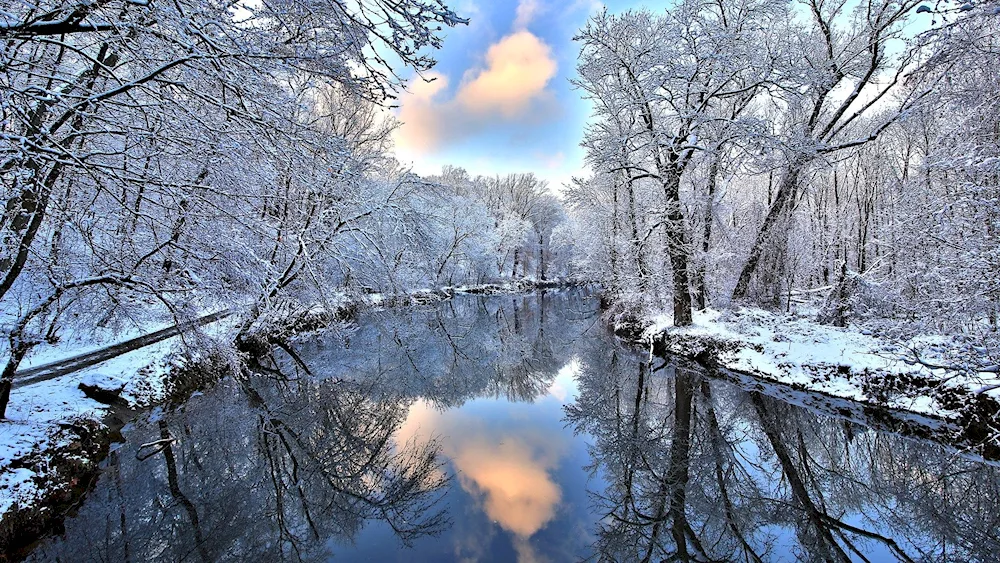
[569,0,999,332]
[2,0,1000,559]
[0,0,577,420]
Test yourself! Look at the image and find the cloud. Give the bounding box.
[457,31,557,117]
[514,0,543,29]
[537,151,565,170]
[393,30,557,153]
[395,72,451,151]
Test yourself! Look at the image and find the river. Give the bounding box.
[24,290,1000,561]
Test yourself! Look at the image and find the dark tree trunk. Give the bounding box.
[537,231,546,280]
[661,168,694,326]
[626,175,651,295]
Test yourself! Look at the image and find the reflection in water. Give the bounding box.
[26,373,450,562]
[399,400,567,538]
[25,290,1000,562]
[398,398,572,563]
[568,350,1000,562]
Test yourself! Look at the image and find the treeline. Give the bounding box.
[567,0,1000,335]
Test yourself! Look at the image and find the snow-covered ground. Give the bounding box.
[0,340,174,516]
[0,311,241,524]
[641,308,1000,420]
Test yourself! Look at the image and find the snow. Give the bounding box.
[0,467,39,514]
[0,310,241,524]
[0,339,177,517]
[643,307,1000,419]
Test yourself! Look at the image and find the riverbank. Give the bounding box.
[615,307,1000,456]
[0,279,582,556]
[0,340,175,556]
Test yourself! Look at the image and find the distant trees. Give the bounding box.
[423,169,569,285]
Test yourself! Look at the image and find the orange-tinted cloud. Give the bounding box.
[394,71,451,152]
[393,29,557,154]
[456,31,557,118]
[396,400,567,545]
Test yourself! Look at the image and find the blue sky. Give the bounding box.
[391,0,645,192]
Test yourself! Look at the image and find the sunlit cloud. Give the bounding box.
[456,31,557,117]
[395,71,451,151]
[393,28,558,154]
[513,535,550,563]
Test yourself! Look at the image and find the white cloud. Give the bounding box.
[514,0,543,29]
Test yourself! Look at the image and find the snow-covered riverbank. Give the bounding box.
[630,307,1000,444]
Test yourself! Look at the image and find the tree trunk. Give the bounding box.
[0,164,62,301]
[732,158,808,303]
[610,174,621,294]
[0,44,118,302]
[0,343,31,419]
[661,168,694,326]
[626,175,651,295]
[693,158,720,309]
[537,230,546,280]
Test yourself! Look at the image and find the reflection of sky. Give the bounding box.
[328,360,598,562]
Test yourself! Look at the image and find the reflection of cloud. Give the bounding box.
[393,29,557,153]
[396,400,567,560]
[454,438,561,536]
[513,535,550,563]
[547,359,580,403]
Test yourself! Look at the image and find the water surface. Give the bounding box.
[27,291,1000,562]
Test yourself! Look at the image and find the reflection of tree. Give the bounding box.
[701,381,763,563]
[285,291,600,407]
[570,350,1000,563]
[30,291,601,561]
[751,394,914,562]
[29,376,449,562]
[158,420,210,563]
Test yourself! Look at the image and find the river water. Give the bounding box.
[25,291,1000,562]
